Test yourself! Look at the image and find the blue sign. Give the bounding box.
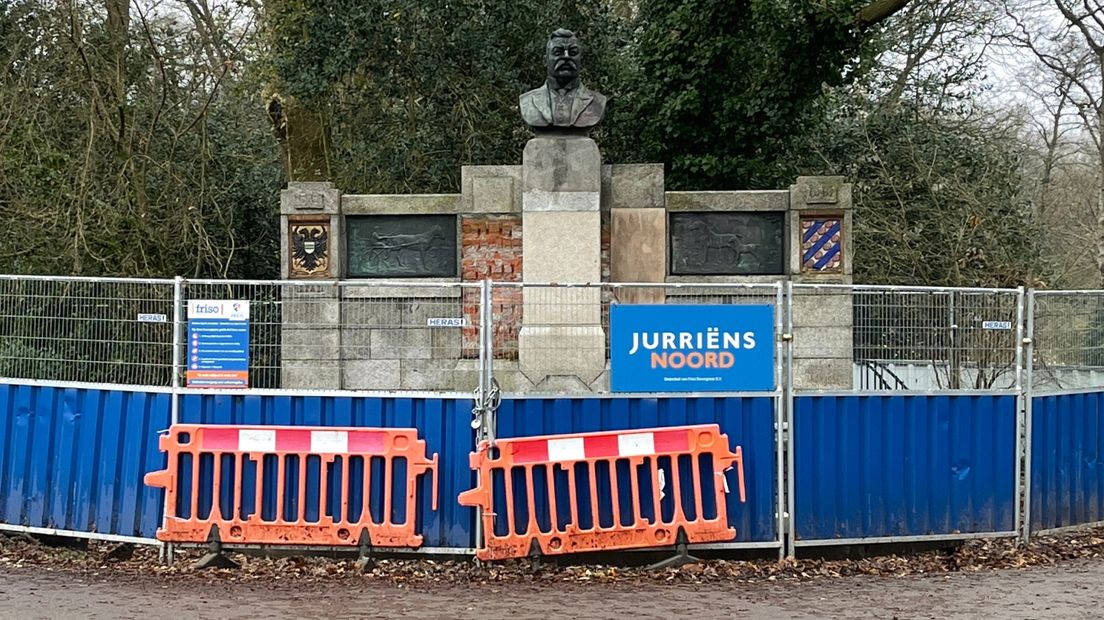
[610,304,775,392]
[186,300,250,388]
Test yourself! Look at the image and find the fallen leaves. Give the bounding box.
[2,526,1104,588]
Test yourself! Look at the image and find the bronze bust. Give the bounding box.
[520,29,607,130]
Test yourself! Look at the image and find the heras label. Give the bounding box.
[426,317,468,327]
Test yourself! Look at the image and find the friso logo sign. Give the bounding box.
[611,304,775,392]
[186,300,249,321]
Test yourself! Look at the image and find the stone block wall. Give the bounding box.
[338,288,476,391]
[278,167,856,392]
[790,288,854,390]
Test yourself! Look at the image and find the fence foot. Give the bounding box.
[354,530,374,572]
[159,543,175,566]
[647,529,699,570]
[194,528,238,570]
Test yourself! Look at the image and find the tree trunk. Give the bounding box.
[269,96,330,182]
[855,0,913,28]
[106,0,129,154]
[1096,105,1104,287]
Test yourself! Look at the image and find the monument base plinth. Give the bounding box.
[518,325,606,387]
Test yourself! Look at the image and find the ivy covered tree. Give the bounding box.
[261,0,634,192]
[629,0,911,190]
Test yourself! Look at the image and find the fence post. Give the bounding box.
[170,276,183,423]
[771,282,785,560]
[471,278,493,553]
[1022,288,1036,544]
[162,275,184,565]
[783,280,795,559]
[1013,286,1025,543]
[478,278,496,442]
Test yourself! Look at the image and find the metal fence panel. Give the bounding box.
[844,286,1022,391]
[177,393,476,549]
[0,382,169,540]
[1031,292,1104,392]
[1029,391,1104,533]
[180,280,481,391]
[793,394,1017,543]
[493,395,779,545]
[0,276,175,387]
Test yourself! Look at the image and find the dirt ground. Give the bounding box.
[1,559,1102,619]
[3,531,1104,619]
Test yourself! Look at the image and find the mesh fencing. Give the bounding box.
[182,280,482,390]
[844,286,1022,391]
[487,282,781,361]
[5,274,1104,394]
[1031,292,1104,391]
[0,276,175,386]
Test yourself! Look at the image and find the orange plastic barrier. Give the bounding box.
[144,424,437,548]
[457,424,745,560]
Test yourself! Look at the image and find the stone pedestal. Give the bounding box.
[518,135,605,386]
[607,164,666,304]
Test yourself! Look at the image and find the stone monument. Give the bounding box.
[277,28,855,393]
[516,29,607,389]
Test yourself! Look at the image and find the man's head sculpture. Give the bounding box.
[546,29,582,85]
[519,28,607,131]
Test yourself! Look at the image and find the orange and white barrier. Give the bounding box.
[144,424,437,548]
[458,424,745,560]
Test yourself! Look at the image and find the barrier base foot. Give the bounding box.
[194,539,238,570]
[647,530,699,570]
[528,539,543,573]
[194,551,239,570]
[104,543,134,562]
[159,543,175,566]
[355,530,374,572]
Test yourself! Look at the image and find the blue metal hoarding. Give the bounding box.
[1030,391,1104,533]
[0,383,170,539]
[794,394,1017,542]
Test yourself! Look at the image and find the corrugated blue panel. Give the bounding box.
[178,394,476,549]
[794,394,1016,541]
[0,383,170,538]
[495,396,778,544]
[1030,391,1104,532]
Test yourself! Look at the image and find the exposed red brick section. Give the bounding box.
[461,216,522,359]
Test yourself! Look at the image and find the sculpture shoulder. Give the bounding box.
[519,86,550,127]
[520,85,548,103]
[574,85,607,128]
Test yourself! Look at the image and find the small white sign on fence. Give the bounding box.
[982,320,1012,330]
[137,313,168,323]
[427,317,468,327]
